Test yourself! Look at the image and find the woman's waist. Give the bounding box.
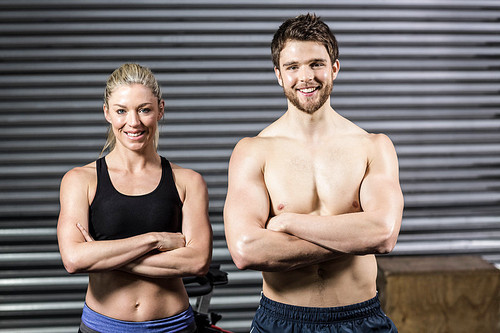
[86,271,189,321]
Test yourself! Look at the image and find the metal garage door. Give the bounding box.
[1,1,499,332]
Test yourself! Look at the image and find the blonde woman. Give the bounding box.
[57,63,212,333]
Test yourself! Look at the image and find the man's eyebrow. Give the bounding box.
[309,58,328,63]
[282,58,328,67]
[282,61,299,67]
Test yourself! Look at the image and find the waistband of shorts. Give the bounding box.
[81,303,195,332]
[259,293,381,323]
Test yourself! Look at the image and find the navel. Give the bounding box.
[134,301,140,309]
[317,268,326,279]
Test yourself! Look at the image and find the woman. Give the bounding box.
[57,63,212,333]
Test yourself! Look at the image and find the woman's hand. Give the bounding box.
[76,223,185,252]
[77,223,94,242]
[154,232,186,251]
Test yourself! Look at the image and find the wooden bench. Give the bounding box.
[377,255,500,333]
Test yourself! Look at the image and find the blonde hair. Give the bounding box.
[101,63,162,156]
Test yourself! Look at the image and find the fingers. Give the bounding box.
[77,223,94,242]
[156,232,186,251]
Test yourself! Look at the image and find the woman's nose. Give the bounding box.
[127,112,141,126]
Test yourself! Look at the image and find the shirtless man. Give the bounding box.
[224,14,403,332]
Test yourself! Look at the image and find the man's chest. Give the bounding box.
[263,143,368,215]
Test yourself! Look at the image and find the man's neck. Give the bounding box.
[284,102,339,143]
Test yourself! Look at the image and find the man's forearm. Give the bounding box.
[230,228,345,272]
[271,211,399,255]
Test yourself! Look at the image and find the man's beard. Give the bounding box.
[284,80,333,115]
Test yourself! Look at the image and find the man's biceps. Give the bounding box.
[360,178,398,205]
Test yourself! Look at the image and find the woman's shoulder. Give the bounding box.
[170,162,205,186]
[170,162,207,195]
[61,161,97,189]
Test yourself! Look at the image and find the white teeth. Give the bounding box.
[126,132,143,137]
[300,87,316,93]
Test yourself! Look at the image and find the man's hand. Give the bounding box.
[266,213,291,233]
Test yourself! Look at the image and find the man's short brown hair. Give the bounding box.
[271,13,339,68]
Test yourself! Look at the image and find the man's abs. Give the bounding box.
[262,254,378,307]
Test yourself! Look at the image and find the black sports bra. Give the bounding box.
[89,156,182,240]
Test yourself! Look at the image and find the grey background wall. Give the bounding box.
[1,1,499,332]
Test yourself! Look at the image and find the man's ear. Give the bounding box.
[274,66,283,87]
[332,59,340,80]
[103,104,112,123]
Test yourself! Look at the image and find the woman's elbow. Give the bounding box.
[188,250,212,277]
[192,258,211,277]
[61,255,83,274]
[60,247,93,274]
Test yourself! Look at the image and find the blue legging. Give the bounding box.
[78,303,196,333]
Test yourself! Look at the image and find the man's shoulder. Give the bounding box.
[361,133,397,162]
[232,135,272,158]
[343,121,393,147]
[365,132,395,148]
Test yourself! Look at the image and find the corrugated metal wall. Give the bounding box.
[1,1,499,332]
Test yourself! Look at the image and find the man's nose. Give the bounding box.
[299,66,314,81]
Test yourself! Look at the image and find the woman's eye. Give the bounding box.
[116,109,126,114]
[139,108,151,113]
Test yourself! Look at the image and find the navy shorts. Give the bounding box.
[250,293,397,332]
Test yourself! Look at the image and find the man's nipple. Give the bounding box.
[277,203,285,211]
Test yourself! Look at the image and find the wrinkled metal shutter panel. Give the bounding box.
[1,1,499,332]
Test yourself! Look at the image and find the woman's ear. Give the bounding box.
[158,100,165,121]
[103,104,112,123]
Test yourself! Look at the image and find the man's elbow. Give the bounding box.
[375,237,397,254]
[228,238,260,270]
[230,247,253,270]
[374,221,399,254]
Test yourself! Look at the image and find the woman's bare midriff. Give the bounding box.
[262,254,378,307]
[85,270,190,321]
